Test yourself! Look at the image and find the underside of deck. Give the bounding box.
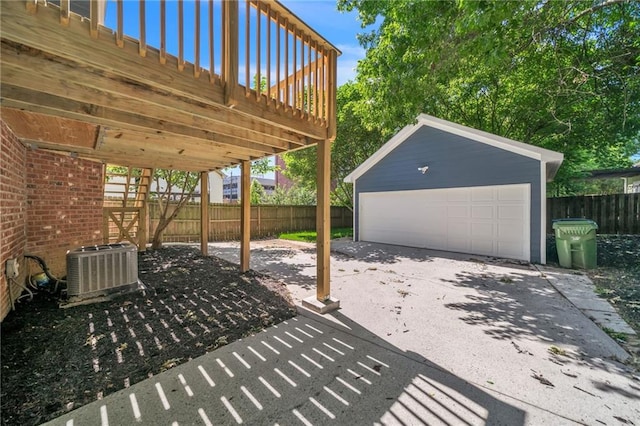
[1,0,336,172]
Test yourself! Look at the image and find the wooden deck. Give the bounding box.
[1,0,338,172]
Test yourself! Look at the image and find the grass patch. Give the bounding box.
[279,227,353,243]
[602,327,628,342]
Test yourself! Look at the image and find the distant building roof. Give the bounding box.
[587,165,640,179]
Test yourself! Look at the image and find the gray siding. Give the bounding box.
[354,126,543,262]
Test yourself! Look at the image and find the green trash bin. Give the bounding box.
[552,219,598,269]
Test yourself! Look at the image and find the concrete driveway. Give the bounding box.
[209,239,639,425]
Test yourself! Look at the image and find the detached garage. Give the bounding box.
[344,114,564,264]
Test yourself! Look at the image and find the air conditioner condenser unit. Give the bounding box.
[66,243,140,299]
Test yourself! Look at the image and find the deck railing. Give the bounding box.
[43,0,338,134]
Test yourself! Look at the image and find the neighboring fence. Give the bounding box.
[547,193,640,234]
[148,203,353,243]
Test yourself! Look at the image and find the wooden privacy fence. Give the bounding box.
[547,194,640,234]
[148,203,353,243]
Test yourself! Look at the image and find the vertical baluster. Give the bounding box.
[276,11,281,108]
[116,0,124,47]
[160,0,166,64]
[90,0,99,38]
[195,0,201,77]
[245,0,250,96]
[255,0,261,100]
[320,47,326,122]
[284,18,289,110]
[266,3,271,104]
[327,49,337,138]
[209,0,214,82]
[139,0,147,57]
[178,0,185,71]
[307,37,312,118]
[292,27,297,113]
[314,44,319,121]
[300,32,305,115]
[60,0,70,25]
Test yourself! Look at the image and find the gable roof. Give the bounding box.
[344,114,564,183]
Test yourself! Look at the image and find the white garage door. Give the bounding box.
[359,184,530,261]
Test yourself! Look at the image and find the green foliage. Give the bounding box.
[337,0,640,196]
[283,83,386,208]
[266,185,316,206]
[250,179,267,204]
[278,228,353,243]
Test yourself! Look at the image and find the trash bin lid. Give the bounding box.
[552,218,598,230]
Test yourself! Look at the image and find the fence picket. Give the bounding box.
[141,203,352,243]
[547,194,639,234]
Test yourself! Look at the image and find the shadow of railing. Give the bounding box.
[292,308,527,425]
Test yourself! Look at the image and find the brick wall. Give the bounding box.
[274,155,295,189]
[25,150,104,278]
[1,121,27,320]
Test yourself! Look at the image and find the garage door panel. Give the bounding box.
[447,205,470,218]
[498,205,526,220]
[447,188,470,202]
[471,239,495,255]
[359,184,530,261]
[471,205,494,220]
[498,241,526,259]
[499,185,528,201]
[471,222,494,238]
[471,187,495,202]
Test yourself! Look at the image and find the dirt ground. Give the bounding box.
[0,246,297,426]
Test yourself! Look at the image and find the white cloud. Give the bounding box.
[335,43,365,85]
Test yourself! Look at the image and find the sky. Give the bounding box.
[282,0,368,86]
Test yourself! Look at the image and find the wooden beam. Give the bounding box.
[201,171,209,256]
[223,0,238,106]
[240,160,251,272]
[0,81,286,156]
[326,49,338,141]
[316,138,331,301]
[0,50,305,150]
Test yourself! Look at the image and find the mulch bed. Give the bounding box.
[1,246,297,426]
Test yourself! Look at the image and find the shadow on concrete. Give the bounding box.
[441,268,630,370]
[289,308,528,425]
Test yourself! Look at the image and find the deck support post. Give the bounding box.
[303,138,339,314]
[240,161,251,272]
[200,171,209,256]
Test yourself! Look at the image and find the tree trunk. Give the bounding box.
[151,216,172,249]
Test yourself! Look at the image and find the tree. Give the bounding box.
[283,82,386,209]
[267,185,317,205]
[338,0,640,195]
[250,179,266,204]
[150,169,200,249]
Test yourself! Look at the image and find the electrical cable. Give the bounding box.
[24,254,66,285]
